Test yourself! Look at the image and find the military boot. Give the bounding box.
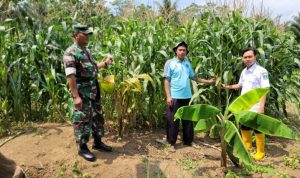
[78,143,96,161]
[92,136,112,152]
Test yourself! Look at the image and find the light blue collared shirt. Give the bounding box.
[163,57,195,99]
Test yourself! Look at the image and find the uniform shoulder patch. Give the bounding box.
[262,72,268,80]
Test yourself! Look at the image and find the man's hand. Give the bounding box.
[221,84,228,89]
[74,96,83,109]
[221,84,241,90]
[105,54,113,65]
[208,77,216,84]
[166,96,173,107]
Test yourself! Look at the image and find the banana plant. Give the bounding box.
[174,88,299,168]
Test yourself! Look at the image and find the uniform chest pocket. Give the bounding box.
[246,75,260,87]
[82,62,93,68]
[80,61,97,78]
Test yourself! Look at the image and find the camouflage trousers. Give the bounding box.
[72,96,104,144]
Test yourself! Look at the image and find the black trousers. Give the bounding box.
[166,98,194,145]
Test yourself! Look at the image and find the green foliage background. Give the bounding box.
[0,0,299,136]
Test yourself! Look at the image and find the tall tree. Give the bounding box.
[134,4,156,21]
[157,0,178,23]
[111,0,135,18]
[178,3,203,23]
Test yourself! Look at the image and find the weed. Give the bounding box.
[71,160,81,175]
[274,172,291,178]
[141,155,150,177]
[82,172,91,178]
[283,154,300,169]
[142,155,149,163]
[176,159,198,170]
[225,170,244,178]
[155,165,165,178]
[56,161,67,178]
[162,144,169,154]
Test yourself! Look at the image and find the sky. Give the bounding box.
[127,0,300,22]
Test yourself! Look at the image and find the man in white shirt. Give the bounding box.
[223,47,270,160]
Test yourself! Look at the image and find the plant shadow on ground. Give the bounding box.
[93,129,162,164]
[266,137,291,158]
[136,158,166,178]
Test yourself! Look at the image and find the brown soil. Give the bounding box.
[1,123,300,178]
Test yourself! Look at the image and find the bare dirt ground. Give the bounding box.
[0,124,299,178]
[0,103,299,178]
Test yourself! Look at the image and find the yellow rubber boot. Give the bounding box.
[241,130,252,151]
[253,133,265,160]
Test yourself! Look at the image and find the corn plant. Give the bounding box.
[0,1,299,136]
[0,98,12,136]
[99,73,155,136]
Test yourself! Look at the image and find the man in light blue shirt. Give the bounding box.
[162,41,215,152]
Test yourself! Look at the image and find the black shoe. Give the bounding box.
[78,144,96,162]
[183,142,192,146]
[92,141,112,152]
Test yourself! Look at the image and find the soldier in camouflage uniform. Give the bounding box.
[63,24,113,161]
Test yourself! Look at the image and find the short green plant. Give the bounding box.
[191,172,199,178]
[162,143,169,154]
[142,155,150,178]
[283,154,300,169]
[176,159,198,170]
[71,160,81,176]
[56,161,67,178]
[274,172,291,178]
[225,170,244,178]
[155,165,165,178]
[82,173,91,178]
[142,155,149,163]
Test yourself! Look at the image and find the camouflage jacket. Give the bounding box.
[63,43,100,101]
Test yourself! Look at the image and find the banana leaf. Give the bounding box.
[228,88,269,113]
[225,121,253,166]
[226,144,239,167]
[194,117,218,132]
[174,104,220,122]
[234,111,299,139]
[209,123,221,138]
